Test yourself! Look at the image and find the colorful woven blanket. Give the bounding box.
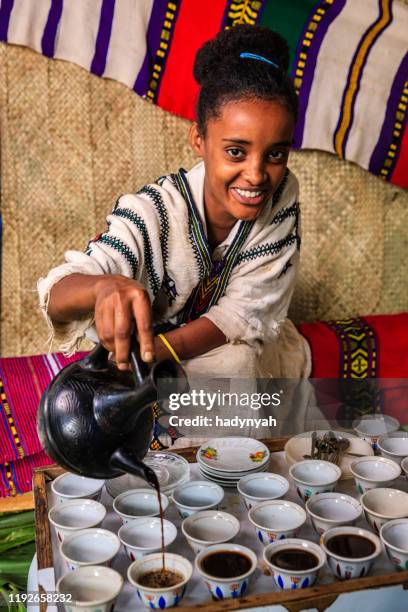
[0,352,86,496]
[298,313,408,427]
[0,0,406,188]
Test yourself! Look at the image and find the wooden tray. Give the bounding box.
[33,437,408,612]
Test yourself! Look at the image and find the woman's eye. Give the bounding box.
[227,148,244,159]
[268,150,288,162]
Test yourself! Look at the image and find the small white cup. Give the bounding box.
[195,543,257,600]
[128,552,192,609]
[118,517,177,561]
[263,538,326,590]
[377,432,408,465]
[237,472,289,510]
[380,518,408,570]
[57,565,123,611]
[172,480,224,518]
[321,526,381,580]
[306,492,362,534]
[360,487,408,533]
[181,510,240,553]
[113,488,169,524]
[248,500,306,546]
[289,460,341,502]
[350,456,401,494]
[60,528,120,572]
[352,415,400,450]
[49,499,106,542]
[51,472,105,504]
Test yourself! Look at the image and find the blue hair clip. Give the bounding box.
[239,52,279,70]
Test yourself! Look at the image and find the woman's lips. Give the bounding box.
[231,187,267,206]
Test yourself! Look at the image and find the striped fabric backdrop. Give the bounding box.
[0,0,406,188]
[0,351,86,496]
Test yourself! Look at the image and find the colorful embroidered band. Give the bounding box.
[239,52,279,70]
[158,334,181,365]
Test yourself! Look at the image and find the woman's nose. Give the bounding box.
[243,159,266,185]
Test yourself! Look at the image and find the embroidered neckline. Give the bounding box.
[171,169,255,322]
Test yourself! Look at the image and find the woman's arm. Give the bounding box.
[49,273,226,367]
[154,318,226,362]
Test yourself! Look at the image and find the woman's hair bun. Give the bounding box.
[193,24,290,86]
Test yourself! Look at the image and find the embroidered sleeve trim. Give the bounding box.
[90,234,139,277]
[112,207,161,295]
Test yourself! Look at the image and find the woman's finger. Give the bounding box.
[131,289,155,362]
[114,299,132,370]
[96,296,116,353]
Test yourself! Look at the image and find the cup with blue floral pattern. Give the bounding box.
[289,460,342,503]
[350,456,401,494]
[119,516,177,562]
[195,543,257,601]
[237,472,289,510]
[52,472,105,504]
[248,500,306,546]
[320,526,381,580]
[380,518,408,570]
[57,565,123,612]
[360,487,408,533]
[263,538,326,590]
[172,480,224,518]
[60,528,120,572]
[352,415,400,451]
[127,552,192,609]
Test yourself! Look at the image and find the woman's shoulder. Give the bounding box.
[112,166,200,219]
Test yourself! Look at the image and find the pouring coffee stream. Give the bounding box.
[37,338,188,573]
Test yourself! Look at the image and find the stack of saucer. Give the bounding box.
[197,437,270,487]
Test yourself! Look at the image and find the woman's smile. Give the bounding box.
[230,186,270,206]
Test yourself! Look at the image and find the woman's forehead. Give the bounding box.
[206,98,294,143]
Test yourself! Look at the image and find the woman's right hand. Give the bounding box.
[93,275,154,369]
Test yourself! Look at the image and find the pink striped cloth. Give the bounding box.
[0,351,87,497]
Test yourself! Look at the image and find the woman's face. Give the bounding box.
[190,98,294,227]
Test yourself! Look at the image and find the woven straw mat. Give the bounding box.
[0,44,407,357]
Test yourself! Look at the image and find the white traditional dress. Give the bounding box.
[38,162,322,445]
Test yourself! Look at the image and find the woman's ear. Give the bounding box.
[189,122,204,157]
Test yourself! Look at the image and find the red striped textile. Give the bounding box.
[0,451,53,498]
[157,0,226,120]
[298,313,408,427]
[391,122,408,189]
[0,352,87,496]
[0,352,87,464]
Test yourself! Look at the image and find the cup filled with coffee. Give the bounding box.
[127,552,192,609]
[195,543,257,600]
[263,538,326,590]
[320,526,381,579]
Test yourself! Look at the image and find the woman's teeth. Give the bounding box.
[235,188,262,198]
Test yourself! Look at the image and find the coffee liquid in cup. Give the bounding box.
[139,569,184,588]
[201,551,252,578]
[269,548,318,571]
[326,534,375,558]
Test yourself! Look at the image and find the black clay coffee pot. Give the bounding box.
[37,339,187,485]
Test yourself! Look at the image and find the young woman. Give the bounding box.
[38,26,314,441]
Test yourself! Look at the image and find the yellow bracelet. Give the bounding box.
[158,333,182,365]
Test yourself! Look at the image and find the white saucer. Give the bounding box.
[197,437,270,473]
